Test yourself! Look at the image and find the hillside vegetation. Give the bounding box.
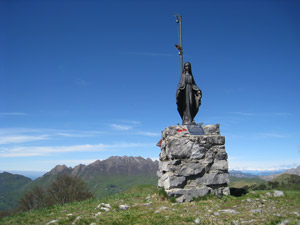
[1,185,300,224]
[229,174,300,192]
[17,174,93,212]
[229,176,265,188]
[270,174,300,190]
[23,156,158,198]
[260,165,300,181]
[0,156,158,212]
[0,172,32,211]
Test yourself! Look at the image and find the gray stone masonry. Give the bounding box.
[157,124,230,202]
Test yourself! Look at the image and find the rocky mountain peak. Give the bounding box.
[41,156,159,179]
[260,164,300,181]
[49,165,72,175]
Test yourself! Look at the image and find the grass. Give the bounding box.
[229,176,265,188]
[1,185,300,224]
[86,174,158,198]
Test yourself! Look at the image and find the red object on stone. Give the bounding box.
[156,139,162,147]
[177,129,187,132]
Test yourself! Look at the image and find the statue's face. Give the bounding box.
[184,63,190,72]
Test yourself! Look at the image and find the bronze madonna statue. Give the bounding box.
[176,62,202,125]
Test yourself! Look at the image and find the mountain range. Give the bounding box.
[28,156,159,196]
[0,156,158,212]
[1,156,299,212]
[260,165,300,181]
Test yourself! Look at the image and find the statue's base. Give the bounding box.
[157,124,230,202]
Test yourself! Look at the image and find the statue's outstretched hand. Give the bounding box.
[196,91,201,97]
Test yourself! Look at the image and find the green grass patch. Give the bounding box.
[1,185,300,224]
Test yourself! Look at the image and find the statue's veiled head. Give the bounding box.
[184,62,192,74]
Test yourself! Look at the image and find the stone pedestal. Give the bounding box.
[157,124,230,202]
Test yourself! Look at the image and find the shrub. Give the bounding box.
[17,174,93,212]
[18,186,47,211]
[47,174,94,205]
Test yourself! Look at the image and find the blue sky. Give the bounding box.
[1,0,299,172]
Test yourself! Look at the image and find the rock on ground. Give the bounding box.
[46,220,59,225]
[119,204,130,210]
[195,217,201,224]
[273,190,284,197]
[72,216,81,225]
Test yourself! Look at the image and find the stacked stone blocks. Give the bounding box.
[157,124,230,202]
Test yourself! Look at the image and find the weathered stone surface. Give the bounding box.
[166,187,210,198]
[202,124,220,135]
[158,124,229,202]
[176,163,205,177]
[159,161,169,172]
[210,160,228,172]
[159,150,167,160]
[191,145,206,159]
[207,135,225,145]
[163,174,186,190]
[222,187,230,196]
[196,173,229,185]
[215,150,227,160]
[159,160,181,172]
[166,138,192,159]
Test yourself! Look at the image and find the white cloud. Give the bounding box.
[84,131,106,134]
[110,124,133,131]
[137,131,160,137]
[231,112,256,116]
[0,128,106,139]
[55,132,97,138]
[228,156,298,171]
[118,120,141,125]
[56,133,74,137]
[0,112,27,116]
[0,128,42,135]
[230,112,292,117]
[273,112,292,117]
[258,133,286,138]
[0,142,152,157]
[0,135,49,145]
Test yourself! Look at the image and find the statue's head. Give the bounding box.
[184,62,192,74]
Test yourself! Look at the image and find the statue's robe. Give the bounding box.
[176,73,202,125]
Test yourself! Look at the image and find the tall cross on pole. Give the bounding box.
[175,14,183,75]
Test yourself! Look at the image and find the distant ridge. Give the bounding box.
[0,172,32,211]
[260,165,300,181]
[25,156,159,199]
[0,156,159,212]
[43,156,158,178]
[0,171,46,180]
[229,170,258,178]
